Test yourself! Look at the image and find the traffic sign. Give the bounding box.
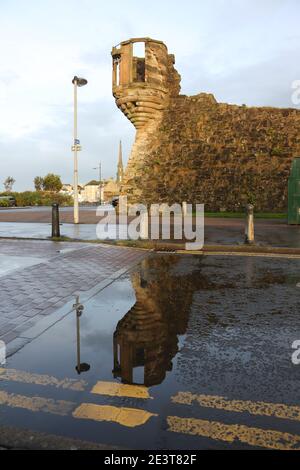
[71,145,82,152]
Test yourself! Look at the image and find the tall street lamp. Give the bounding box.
[93,161,102,205]
[72,76,88,224]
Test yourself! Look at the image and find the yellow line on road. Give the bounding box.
[171,391,300,422]
[0,368,87,391]
[167,416,300,450]
[0,390,75,416]
[0,387,156,427]
[91,381,152,400]
[73,403,157,427]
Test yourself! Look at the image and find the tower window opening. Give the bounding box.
[133,42,145,58]
[133,42,146,83]
[113,56,121,86]
[117,344,121,363]
[133,366,145,385]
[136,59,145,82]
[116,60,120,86]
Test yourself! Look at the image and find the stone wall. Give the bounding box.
[112,38,300,211]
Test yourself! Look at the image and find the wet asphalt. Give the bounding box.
[1,207,300,247]
[1,253,300,449]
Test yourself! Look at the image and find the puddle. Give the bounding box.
[2,254,300,449]
[0,222,128,240]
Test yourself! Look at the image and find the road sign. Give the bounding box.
[71,145,82,152]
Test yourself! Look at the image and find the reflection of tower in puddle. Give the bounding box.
[113,256,202,386]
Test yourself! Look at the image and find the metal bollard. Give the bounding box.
[245,204,255,244]
[182,201,188,216]
[118,195,127,215]
[51,203,60,238]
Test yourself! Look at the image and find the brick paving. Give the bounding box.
[0,239,146,352]
[0,239,87,257]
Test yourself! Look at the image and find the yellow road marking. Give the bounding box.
[171,391,300,423]
[73,403,157,427]
[0,390,75,416]
[91,381,151,400]
[0,368,87,391]
[167,416,300,450]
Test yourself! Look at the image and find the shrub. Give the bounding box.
[0,199,10,207]
[0,191,73,207]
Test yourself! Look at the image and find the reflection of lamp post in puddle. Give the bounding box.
[73,295,90,374]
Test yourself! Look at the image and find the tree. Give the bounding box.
[3,176,15,192]
[34,176,44,191]
[42,174,63,192]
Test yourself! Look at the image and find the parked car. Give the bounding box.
[0,196,17,207]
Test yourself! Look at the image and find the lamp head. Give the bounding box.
[72,76,88,87]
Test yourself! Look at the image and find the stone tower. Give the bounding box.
[111,37,180,200]
[116,140,124,184]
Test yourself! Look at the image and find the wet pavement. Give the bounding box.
[1,253,300,449]
[204,217,300,248]
[0,222,105,240]
[0,254,44,277]
[0,239,146,357]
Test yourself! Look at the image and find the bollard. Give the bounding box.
[0,340,6,365]
[245,204,255,244]
[51,203,60,238]
[182,201,188,217]
[118,195,127,215]
[140,211,149,239]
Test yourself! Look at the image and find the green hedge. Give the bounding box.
[0,191,73,207]
[0,199,10,207]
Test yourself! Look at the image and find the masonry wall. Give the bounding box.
[113,39,300,212]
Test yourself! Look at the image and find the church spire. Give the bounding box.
[117,140,124,184]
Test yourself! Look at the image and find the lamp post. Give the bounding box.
[93,161,102,205]
[72,76,87,224]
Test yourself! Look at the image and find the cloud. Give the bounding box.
[0,0,299,190]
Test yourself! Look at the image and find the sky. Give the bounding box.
[0,0,299,191]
